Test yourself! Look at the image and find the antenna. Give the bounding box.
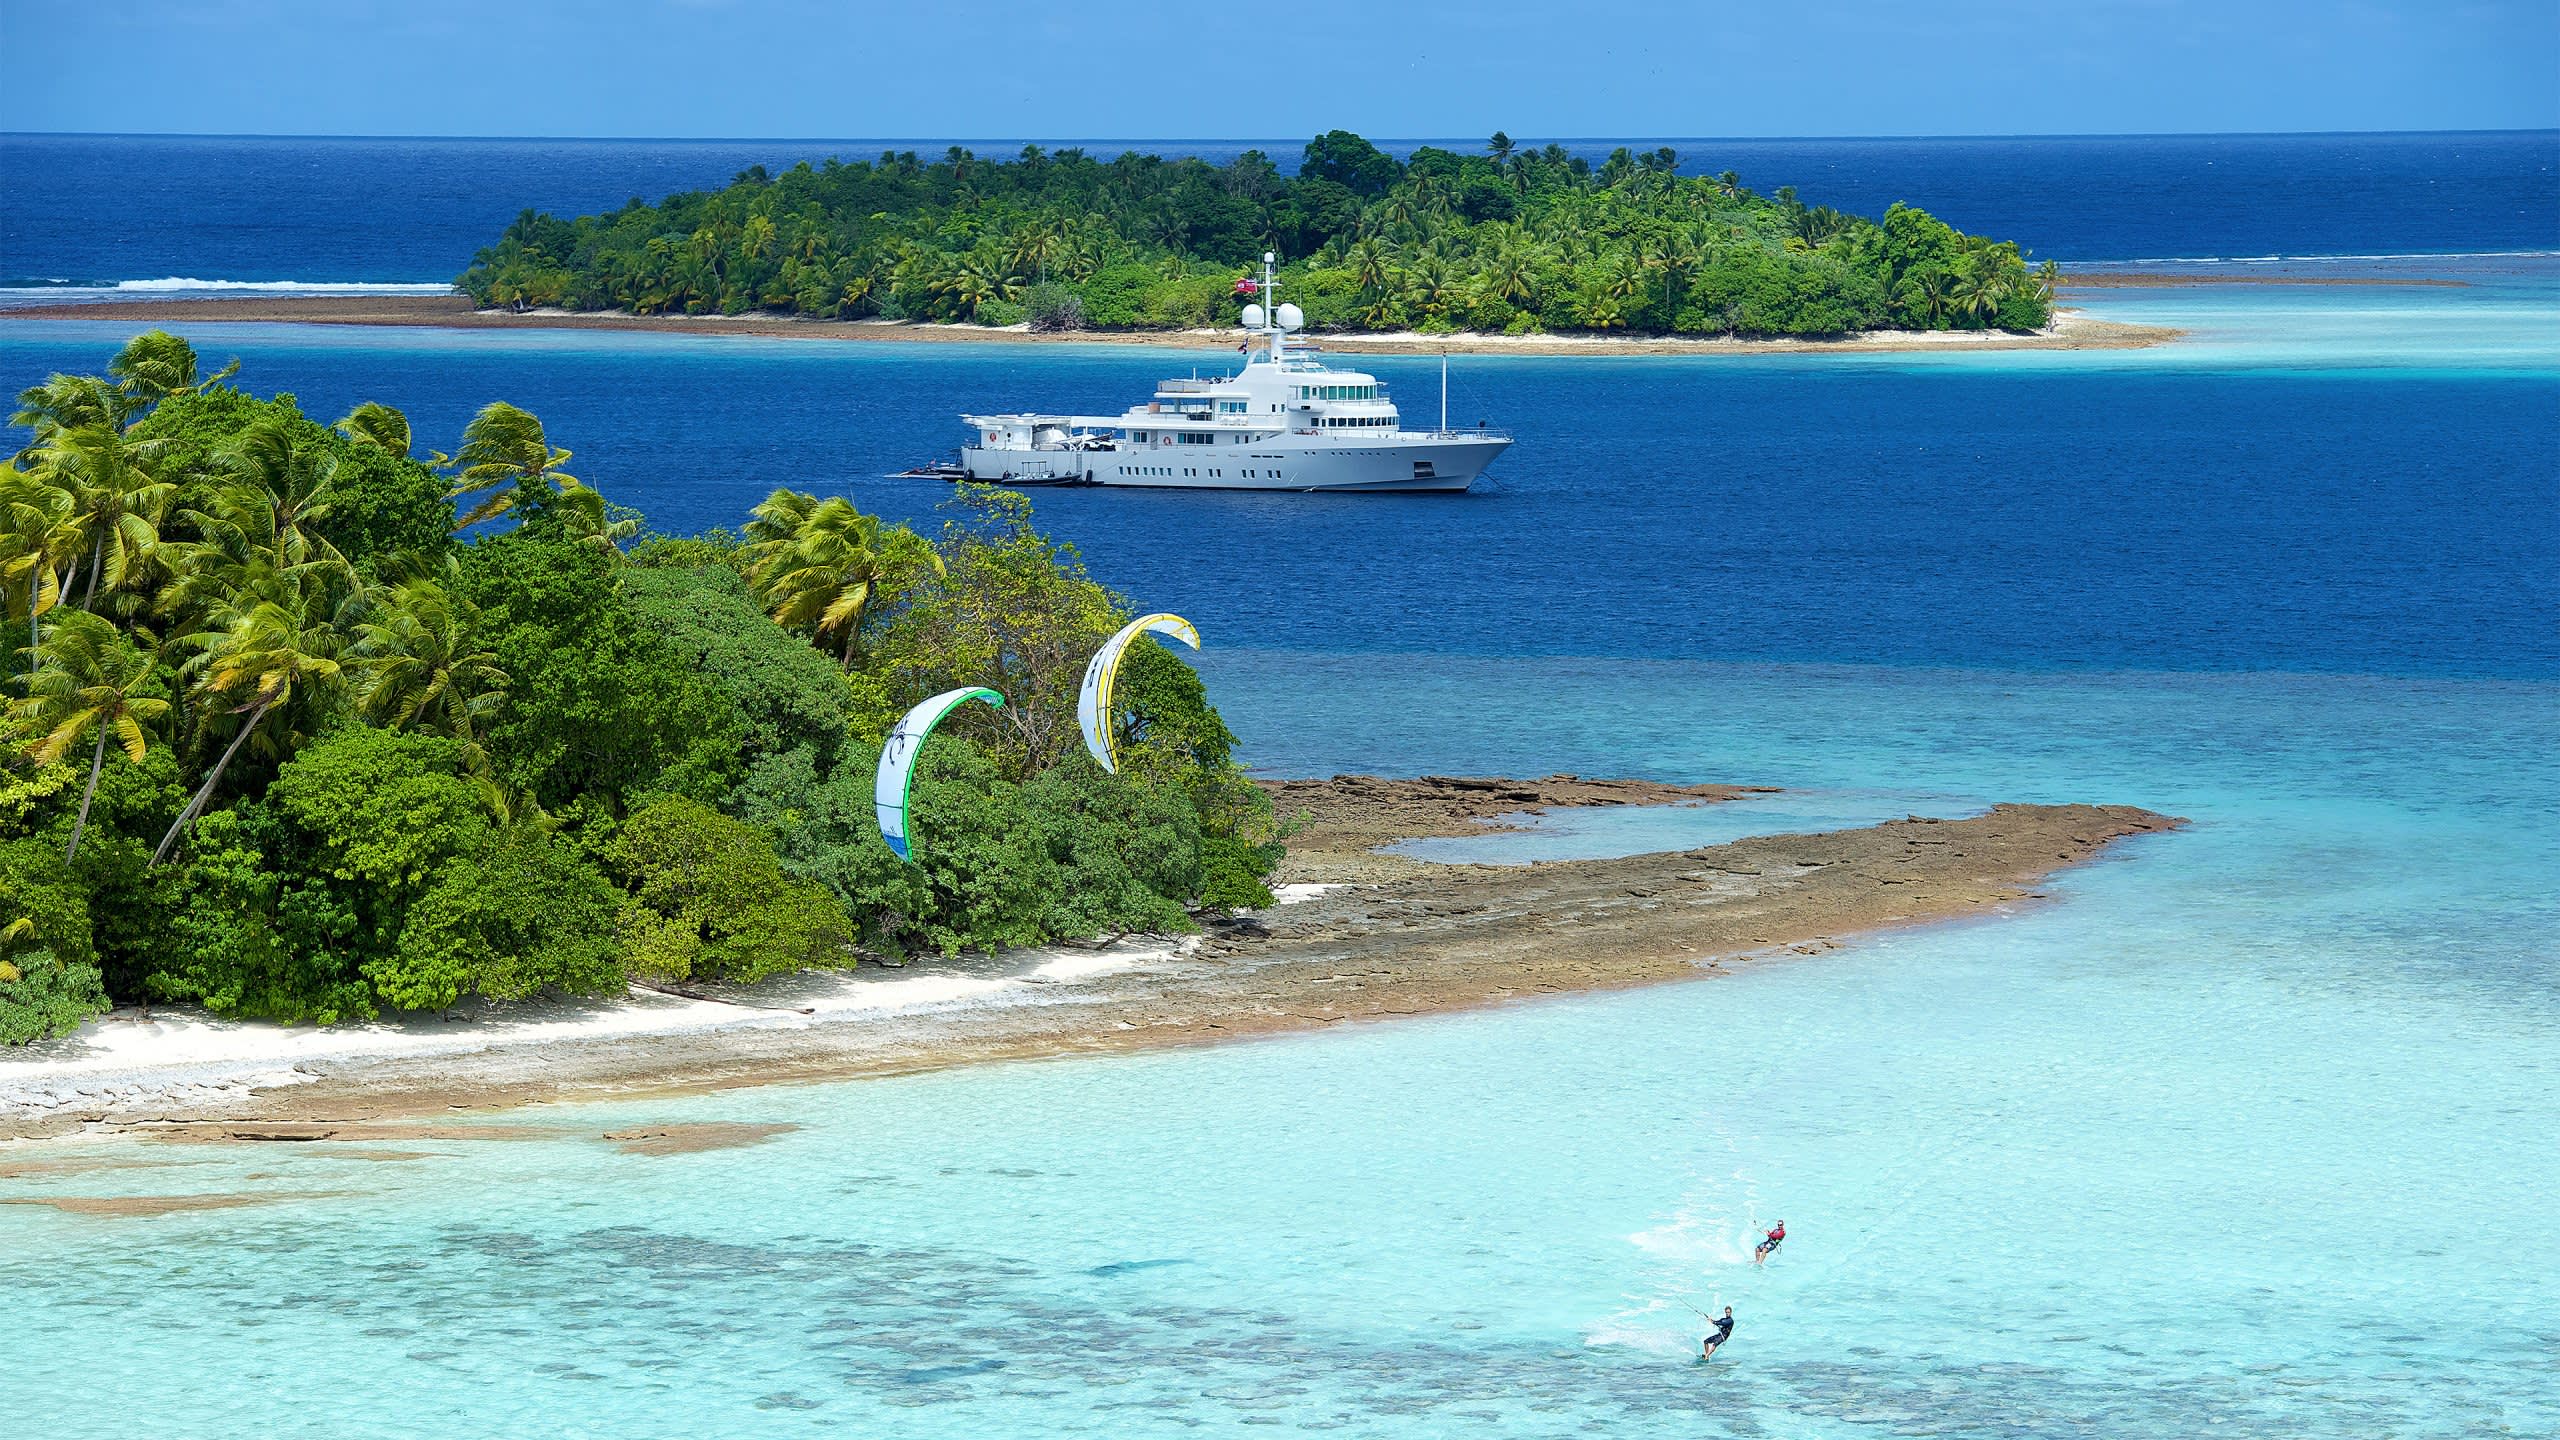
[1440,351,1448,433]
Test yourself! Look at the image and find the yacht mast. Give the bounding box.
[1262,250,1283,367]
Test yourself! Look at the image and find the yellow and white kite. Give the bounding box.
[1076,613,1201,773]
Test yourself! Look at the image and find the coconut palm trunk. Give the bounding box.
[152,701,271,865]
[67,727,106,863]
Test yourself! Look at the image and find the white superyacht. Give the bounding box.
[948,253,1509,492]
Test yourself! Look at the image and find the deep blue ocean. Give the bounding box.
[1,136,2556,1438]
[3,131,2556,291]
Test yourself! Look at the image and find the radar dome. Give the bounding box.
[1240,302,1266,329]
[1276,302,1304,331]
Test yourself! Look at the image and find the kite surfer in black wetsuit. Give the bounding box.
[1700,1307,1735,1361]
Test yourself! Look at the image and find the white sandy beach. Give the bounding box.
[0,941,1189,1127]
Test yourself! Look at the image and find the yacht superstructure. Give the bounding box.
[950,253,1509,492]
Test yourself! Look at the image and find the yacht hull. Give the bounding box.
[960,436,1508,493]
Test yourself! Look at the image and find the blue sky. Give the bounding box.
[2,0,2553,138]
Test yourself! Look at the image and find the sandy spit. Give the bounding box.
[0,294,2178,355]
[0,779,2178,1141]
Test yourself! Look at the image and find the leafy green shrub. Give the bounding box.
[604,795,854,984]
[0,838,95,971]
[621,564,859,777]
[155,809,376,1024]
[461,525,742,815]
[1076,263,1164,329]
[388,827,623,1008]
[0,951,110,1046]
[1023,756,1198,937]
[0,839,108,1042]
[1022,283,1085,332]
[150,728,623,1020]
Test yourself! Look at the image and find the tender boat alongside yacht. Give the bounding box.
[939,253,1510,493]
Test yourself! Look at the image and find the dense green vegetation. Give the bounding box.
[0,332,1277,1042]
[461,131,2056,338]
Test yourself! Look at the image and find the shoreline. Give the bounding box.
[0,293,2179,355]
[0,777,2179,1144]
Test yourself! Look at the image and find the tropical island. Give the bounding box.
[457,131,2060,339]
[0,332,2177,1127]
[0,331,1279,1044]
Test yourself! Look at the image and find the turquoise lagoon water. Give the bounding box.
[3,279,2556,1436]
[7,659,2554,1439]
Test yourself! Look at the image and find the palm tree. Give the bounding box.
[1483,245,1537,309]
[109,330,235,406]
[743,486,821,558]
[335,401,414,456]
[34,424,176,610]
[1406,258,1469,324]
[153,589,349,865]
[744,491,940,665]
[1380,189,1424,236]
[939,256,1006,322]
[1346,236,1394,293]
[448,402,577,528]
[13,610,169,863]
[10,374,131,458]
[1916,270,1955,327]
[1637,234,1686,324]
[1,462,78,660]
[1487,132,1515,166]
[550,480,641,555]
[1007,222,1065,286]
[213,416,343,567]
[1953,265,2008,327]
[354,578,507,774]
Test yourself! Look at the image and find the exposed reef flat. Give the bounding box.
[0,779,2177,1144]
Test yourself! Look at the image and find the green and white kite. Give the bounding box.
[875,686,1004,861]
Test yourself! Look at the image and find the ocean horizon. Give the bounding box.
[5,130,2555,296]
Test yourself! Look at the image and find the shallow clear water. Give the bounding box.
[6,659,2552,1438]
[1387,789,1983,865]
[2,276,2556,1436]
